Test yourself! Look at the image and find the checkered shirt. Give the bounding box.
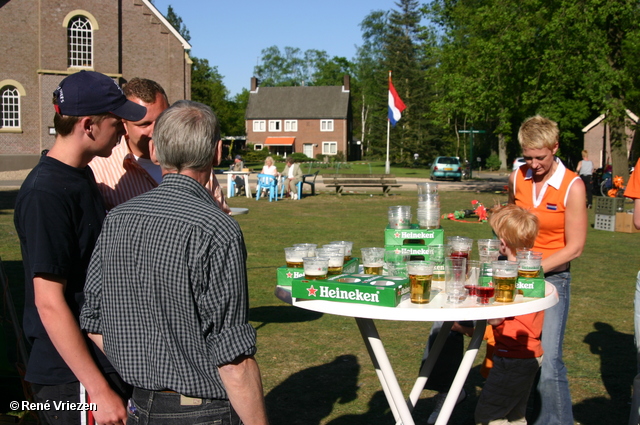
[80,173,256,399]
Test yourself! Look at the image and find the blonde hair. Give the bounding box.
[518,115,559,150]
[581,150,588,157]
[489,204,539,251]
[265,156,274,166]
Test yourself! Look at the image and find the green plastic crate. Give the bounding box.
[594,196,624,216]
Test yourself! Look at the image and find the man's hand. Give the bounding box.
[89,385,127,425]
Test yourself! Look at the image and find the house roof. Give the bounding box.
[246,86,350,120]
[582,109,638,133]
[142,0,192,50]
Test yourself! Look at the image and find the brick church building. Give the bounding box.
[0,0,191,170]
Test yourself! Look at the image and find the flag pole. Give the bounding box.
[385,71,391,175]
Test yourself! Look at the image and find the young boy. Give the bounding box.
[475,204,542,425]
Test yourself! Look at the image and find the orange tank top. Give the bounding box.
[513,160,579,259]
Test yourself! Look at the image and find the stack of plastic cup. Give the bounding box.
[388,206,412,229]
[477,239,501,265]
[416,183,440,229]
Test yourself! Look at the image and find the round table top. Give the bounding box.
[230,207,249,216]
[274,282,558,322]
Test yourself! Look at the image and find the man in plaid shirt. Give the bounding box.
[81,100,268,425]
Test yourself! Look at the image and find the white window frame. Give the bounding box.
[322,142,337,155]
[320,119,334,132]
[68,16,93,68]
[1,86,20,129]
[284,120,298,132]
[253,120,266,132]
[268,120,281,132]
[254,144,263,151]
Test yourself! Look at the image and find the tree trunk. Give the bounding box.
[498,133,507,170]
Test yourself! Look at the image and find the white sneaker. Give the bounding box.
[427,389,466,425]
[292,193,297,200]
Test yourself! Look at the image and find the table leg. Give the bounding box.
[355,317,415,425]
[433,319,486,425]
[244,175,252,198]
[405,321,454,410]
[227,173,233,198]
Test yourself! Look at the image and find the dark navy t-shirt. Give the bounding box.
[14,155,115,385]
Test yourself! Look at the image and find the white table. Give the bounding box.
[229,207,249,216]
[223,171,252,198]
[274,282,558,425]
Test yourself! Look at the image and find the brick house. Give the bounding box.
[0,0,191,170]
[582,110,638,168]
[245,76,353,160]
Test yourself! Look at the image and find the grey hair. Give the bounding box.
[153,100,220,172]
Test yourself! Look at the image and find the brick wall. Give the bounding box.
[0,0,191,169]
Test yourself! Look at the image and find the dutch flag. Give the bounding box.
[388,75,406,127]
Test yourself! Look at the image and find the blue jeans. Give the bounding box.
[127,388,241,425]
[533,271,573,425]
[629,271,640,425]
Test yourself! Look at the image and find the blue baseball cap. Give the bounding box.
[53,71,146,121]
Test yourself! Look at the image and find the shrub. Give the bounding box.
[485,154,502,171]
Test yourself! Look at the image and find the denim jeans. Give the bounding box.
[533,271,573,425]
[628,271,640,425]
[127,388,241,425]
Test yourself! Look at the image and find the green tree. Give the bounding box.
[165,5,190,42]
[191,57,234,136]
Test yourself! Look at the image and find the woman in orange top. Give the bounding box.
[508,115,587,425]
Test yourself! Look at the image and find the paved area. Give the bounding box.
[0,168,510,193]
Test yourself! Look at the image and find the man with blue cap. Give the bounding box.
[14,70,146,425]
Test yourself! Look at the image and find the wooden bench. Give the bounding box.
[323,174,402,196]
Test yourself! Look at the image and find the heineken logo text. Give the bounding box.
[319,286,380,302]
[398,232,435,239]
[516,282,534,289]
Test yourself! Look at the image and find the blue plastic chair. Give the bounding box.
[255,174,278,202]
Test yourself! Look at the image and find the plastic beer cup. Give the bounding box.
[492,260,519,302]
[407,261,434,304]
[303,257,329,280]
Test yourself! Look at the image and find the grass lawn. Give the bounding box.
[0,185,637,424]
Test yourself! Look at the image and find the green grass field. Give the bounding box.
[1,185,637,424]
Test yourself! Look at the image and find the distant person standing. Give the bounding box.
[576,150,594,208]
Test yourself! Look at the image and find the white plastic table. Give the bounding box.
[223,171,252,198]
[274,282,558,425]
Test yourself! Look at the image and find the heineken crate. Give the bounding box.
[515,277,545,298]
[594,214,616,232]
[594,196,624,215]
[277,257,359,287]
[384,226,444,246]
[384,244,437,261]
[292,273,409,307]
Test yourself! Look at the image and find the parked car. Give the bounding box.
[512,157,526,170]
[430,156,462,181]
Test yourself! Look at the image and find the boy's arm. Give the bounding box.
[34,274,127,424]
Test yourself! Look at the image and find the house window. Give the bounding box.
[320,119,334,131]
[253,120,265,132]
[68,16,93,68]
[322,142,337,155]
[1,86,20,129]
[269,120,281,131]
[284,120,298,132]
[254,144,263,151]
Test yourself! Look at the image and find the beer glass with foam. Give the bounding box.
[303,257,329,280]
[360,247,385,275]
[284,246,308,268]
[492,260,519,302]
[407,260,434,304]
[516,250,543,278]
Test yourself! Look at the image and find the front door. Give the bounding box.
[303,144,314,159]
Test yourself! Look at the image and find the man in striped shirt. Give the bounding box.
[89,78,230,213]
